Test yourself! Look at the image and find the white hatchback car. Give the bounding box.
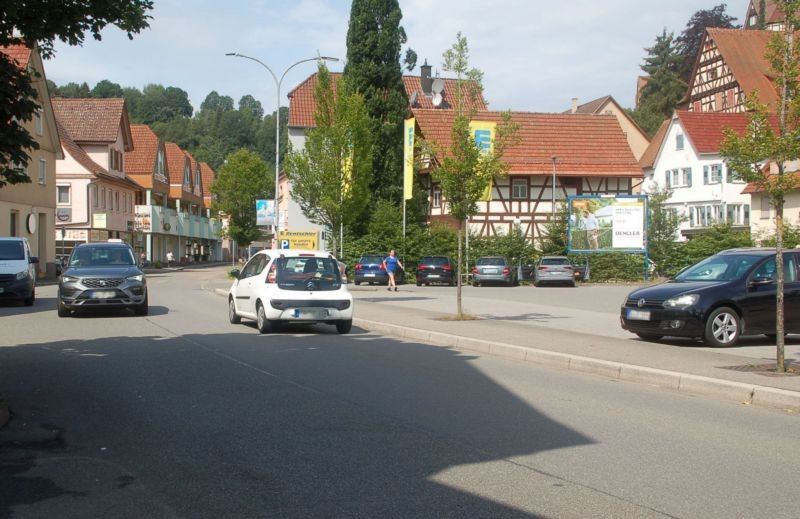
[228,250,353,334]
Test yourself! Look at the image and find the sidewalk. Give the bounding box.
[201,268,800,413]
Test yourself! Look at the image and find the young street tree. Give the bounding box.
[343,0,413,203]
[424,32,518,317]
[0,0,153,188]
[720,0,800,373]
[284,64,373,256]
[211,149,272,250]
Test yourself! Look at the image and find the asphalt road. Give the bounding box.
[1,270,799,518]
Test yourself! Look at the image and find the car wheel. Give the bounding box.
[23,287,35,306]
[635,333,663,341]
[355,280,361,286]
[57,297,71,318]
[336,319,352,334]
[534,281,541,287]
[473,281,480,287]
[133,294,149,316]
[228,297,241,324]
[256,302,274,334]
[570,280,576,287]
[704,306,740,347]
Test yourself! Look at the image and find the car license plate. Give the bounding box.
[485,268,497,274]
[292,308,329,319]
[429,274,440,278]
[91,290,116,299]
[365,273,376,277]
[627,309,651,320]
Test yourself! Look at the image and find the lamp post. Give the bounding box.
[225,52,339,248]
[551,156,557,219]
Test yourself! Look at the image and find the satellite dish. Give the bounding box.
[431,78,444,94]
[431,92,442,107]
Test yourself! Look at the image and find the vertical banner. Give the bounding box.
[403,118,415,200]
[342,148,353,196]
[470,120,496,202]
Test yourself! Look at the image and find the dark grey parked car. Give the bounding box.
[58,241,148,317]
[472,256,516,287]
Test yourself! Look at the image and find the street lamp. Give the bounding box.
[225,52,339,248]
[551,155,557,219]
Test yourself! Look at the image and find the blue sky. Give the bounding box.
[45,0,751,115]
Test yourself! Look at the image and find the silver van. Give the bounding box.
[0,237,38,306]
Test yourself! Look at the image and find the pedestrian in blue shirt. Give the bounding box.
[383,250,404,292]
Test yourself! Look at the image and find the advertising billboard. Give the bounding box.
[567,195,647,253]
[256,199,275,226]
[278,231,319,250]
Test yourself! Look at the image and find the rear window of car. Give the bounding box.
[540,257,570,266]
[477,257,505,266]
[70,246,135,267]
[0,241,24,260]
[359,255,384,264]
[276,256,342,291]
[420,257,449,266]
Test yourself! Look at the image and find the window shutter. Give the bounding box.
[687,168,692,187]
[703,165,709,185]
[665,170,671,188]
[689,208,695,227]
[744,204,750,225]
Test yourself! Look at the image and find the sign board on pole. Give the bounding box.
[256,199,274,226]
[567,195,647,253]
[277,231,319,250]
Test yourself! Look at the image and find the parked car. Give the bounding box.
[620,248,800,347]
[0,236,38,306]
[534,256,577,287]
[472,256,516,287]
[353,253,404,285]
[416,256,455,286]
[228,249,353,334]
[58,240,148,317]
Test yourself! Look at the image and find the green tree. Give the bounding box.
[284,64,373,256]
[57,81,91,98]
[343,0,411,202]
[647,186,685,276]
[91,79,123,98]
[211,149,272,248]
[0,0,152,187]
[639,29,687,120]
[675,4,739,81]
[720,0,800,372]
[424,33,518,317]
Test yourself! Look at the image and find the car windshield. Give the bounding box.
[0,241,24,260]
[276,256,342,291]
[674,253,761,282]
[541,257,570,266]
[360,256,384,265]
[69,247,135,267]
[422,257,449,266]
[477,257,505,266]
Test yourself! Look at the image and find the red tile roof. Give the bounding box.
[51,97,132,148]
[287,72,487,127]
[165,142,189,186]
[184,150,203,196]
[0,44,31,69]
[567,96,612,115]
[705,28,777,108]
[412,109,642,177]
[746,0,783,27]
[125,125,159,175]
[200,162,216,205]
[676,110,760,153]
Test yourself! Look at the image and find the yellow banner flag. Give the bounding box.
[342,144,353,195]
[404,118,415,200]
[471,121,496,201]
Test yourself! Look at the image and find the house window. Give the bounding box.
[115,192,120,212]
[715,92,723,111]
[726,89,735,109]
[704,164,723,184]
[708,67,718,80]
[92,186,98,207]
[693,101,701,112]
[511,178,528,199]
[35,110,43,136]
[38,159,46,184]
[726,204,750,225]
[676,134,684,150]
[101,187,106,208]
[156,149,166,180]
[10,210,18,236]
[183,164,191,186]
[760,196,771,219]
[666,168,691,188]
[57,185,71,204]
[432,187,442,208]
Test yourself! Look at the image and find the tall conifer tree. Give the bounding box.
[344,0,412,202]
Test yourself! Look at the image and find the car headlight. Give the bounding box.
[61,275,80,283]
[663,294,699,309]
[126,274,144,282]
[15,270,29,280]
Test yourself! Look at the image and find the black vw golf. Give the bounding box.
[620,248,800,347]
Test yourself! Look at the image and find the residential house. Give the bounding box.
[412,109,642,240]
[566,95,651,161]
[0,43,63,277]
[640,110,757,240]
[744,0,785,31]
[744,163,800,241]
[51,97,141,257]
[124,124,171,261]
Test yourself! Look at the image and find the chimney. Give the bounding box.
[420,60,432,95]
[571,98,578,114]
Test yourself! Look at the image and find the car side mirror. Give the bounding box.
[230,268,241,279]
[30,256,39,264]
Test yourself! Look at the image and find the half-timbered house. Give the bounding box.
[744,0,786,31]
[412,110,643,241]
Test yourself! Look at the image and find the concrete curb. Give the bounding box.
[353,317,800,413]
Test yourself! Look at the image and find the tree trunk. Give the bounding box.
[776,198,786,373]
[457,220,463,318]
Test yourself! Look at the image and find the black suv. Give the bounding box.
[353,254,405,286]
[58,241,148,317]
[416,256,455,286]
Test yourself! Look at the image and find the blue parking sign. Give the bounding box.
[281,239,290,249]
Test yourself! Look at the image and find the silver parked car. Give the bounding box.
[534,256,577,287]
[472,256,516,287]
[58,241,148,317]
